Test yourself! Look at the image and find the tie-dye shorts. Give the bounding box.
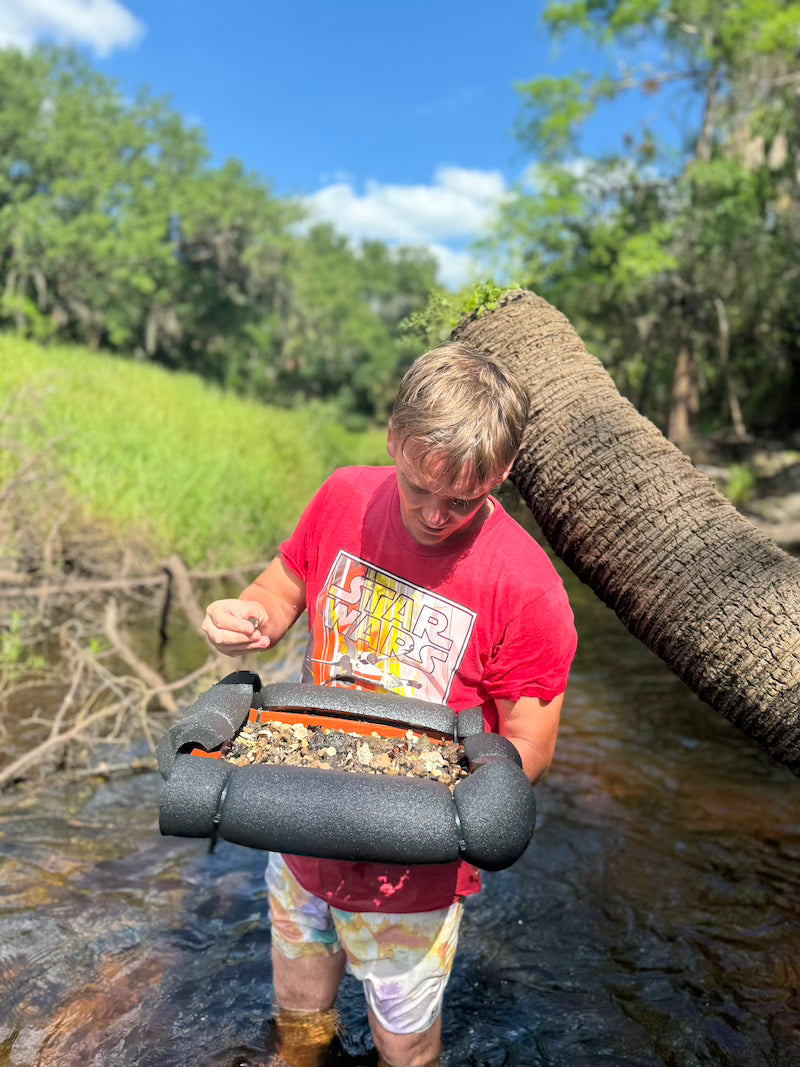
[265,852,463,1035]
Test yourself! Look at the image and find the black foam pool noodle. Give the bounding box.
[462,732,523,768]
[216,765,462,864]
[159,755,233,837]
[256,682,456,736]
[454,760,536,871]
[455,706,485,739]
[157,671,258,779]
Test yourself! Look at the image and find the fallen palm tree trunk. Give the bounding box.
[454,290,800,776]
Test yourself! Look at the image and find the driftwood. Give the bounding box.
[104,598,179,715]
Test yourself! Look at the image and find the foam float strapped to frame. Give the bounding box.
[157,672,536,871]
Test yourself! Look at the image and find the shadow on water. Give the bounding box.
[1,533,799,1065]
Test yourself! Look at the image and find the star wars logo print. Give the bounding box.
[304,551,475,703]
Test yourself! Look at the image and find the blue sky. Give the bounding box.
[0,0,674,287]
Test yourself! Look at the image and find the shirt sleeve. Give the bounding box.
[482,580,577,703]
[279,478,332,582]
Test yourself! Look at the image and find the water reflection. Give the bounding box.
[1,550,799,1065]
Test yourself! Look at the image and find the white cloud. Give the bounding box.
[426,243,484,291]
[0,0,144,57]
[303,166,508,289]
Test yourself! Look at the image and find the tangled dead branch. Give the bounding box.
[0,587,306,792]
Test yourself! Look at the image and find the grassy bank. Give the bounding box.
[0,335,388,567]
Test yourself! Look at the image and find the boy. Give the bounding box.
[202,342,576,1067]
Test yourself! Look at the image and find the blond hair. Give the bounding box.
[389,342,529,486]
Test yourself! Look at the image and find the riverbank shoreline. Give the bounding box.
[693,435,800,553]
[3,437,799,598]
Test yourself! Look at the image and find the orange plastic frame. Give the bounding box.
[191,707,444,760]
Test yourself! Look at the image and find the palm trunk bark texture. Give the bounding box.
[453,289,800,776]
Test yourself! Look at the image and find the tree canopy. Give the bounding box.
[0,47,436,418]
[493,0,800,444]
[2,23,799,439]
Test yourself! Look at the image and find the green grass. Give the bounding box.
[0,335,388,566]
[725,463,758,508]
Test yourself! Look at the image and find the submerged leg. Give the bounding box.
[331,900,462,1067]
[269,1002,341,1067]
[271,943,347,1012]
[269,939,346,1066]
[371,1009,442,1067]
[266,854,347,1066]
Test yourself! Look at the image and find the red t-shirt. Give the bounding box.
[278,466,576,912]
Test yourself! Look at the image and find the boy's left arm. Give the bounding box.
[496,695,564,785]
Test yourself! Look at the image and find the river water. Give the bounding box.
[1,540,799,1066]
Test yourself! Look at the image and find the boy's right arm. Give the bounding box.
[202,556,307,656]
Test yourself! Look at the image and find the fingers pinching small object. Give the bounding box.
[247,616,260,634]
